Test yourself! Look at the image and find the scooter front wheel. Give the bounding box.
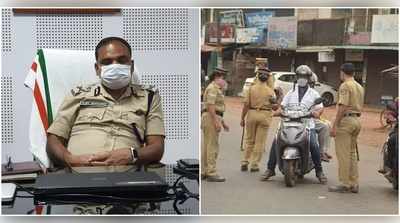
[283,159,297,187]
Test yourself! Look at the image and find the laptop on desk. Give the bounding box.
[33,171,169,196]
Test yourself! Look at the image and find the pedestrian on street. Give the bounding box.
[240,67,276,172]
[201,67,230,182]
[329,63,364,193]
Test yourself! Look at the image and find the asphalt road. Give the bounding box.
[201,97,398,215]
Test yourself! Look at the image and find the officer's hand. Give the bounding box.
[90,149,132,166]
[240,119,245,127]
[214,120,222,132]
[330,127,337,137]
[65,153,95,167]
[222,122,230,132]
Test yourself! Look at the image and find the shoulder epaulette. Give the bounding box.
[70,83,98,96]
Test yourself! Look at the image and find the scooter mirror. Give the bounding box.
[314,97,325,105]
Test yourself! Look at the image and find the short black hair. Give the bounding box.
[209,70,225,81]
[95,36,132,61]
[340,63,355,76]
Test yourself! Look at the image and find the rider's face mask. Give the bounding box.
[297,78,309,87]
[100,64,132,90]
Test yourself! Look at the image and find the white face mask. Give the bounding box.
[297,78,308,87]
[100,64,132,90]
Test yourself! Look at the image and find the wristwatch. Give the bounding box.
[130,146,139,164]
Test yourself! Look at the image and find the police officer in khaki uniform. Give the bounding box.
[201,67,229,182]
[240,67,276,172]
[46,37,165,174]
[329,63,364,193]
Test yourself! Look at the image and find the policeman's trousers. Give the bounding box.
[335,116,361,187]
[241,110,272,169]
[201,112,221,177]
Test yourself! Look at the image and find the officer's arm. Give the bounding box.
[241,104,249,123]
[205,88,221,125]
[333,104,348,128]
[46,134,69,167]
[89,136,165,166]
[241,88,250,122]
[137,135,164,164]
[274,87,283,105]
[207,104,220,123]
[333,85,351,127]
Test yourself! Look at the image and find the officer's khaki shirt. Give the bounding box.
[244,80,276,110]
[337,78,364,113]
[203,81,225,113]
[47,83,165,171]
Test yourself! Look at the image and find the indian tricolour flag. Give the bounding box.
[24,49,141,168]
[24,49,98,168]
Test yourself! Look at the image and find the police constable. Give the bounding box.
[46,37,165,173]
[329,63,364,193]
[240,67,276,172]
[201,67,229,182]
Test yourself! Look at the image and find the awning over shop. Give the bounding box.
[296,46,333,53]
[296,45,398,52]
[242,45,296,51]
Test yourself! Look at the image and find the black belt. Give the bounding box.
[344,113,361,117]
[201,110,224,117]
[249,107,272,111]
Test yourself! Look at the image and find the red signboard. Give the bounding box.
[346,32,371,45]
[206,23,235,43]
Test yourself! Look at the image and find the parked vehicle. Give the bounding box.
[239,72,337,106]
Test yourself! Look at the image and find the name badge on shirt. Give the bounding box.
[80,100,109,108]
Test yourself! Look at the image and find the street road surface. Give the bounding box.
[201,97,398,215]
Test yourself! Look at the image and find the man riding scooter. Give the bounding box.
[260,65,328,184]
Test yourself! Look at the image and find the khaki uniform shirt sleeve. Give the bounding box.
[205,87,218,105]
[145,90,165,137]
[267,75,275,89]
[337,83,351,106]
[47,93,81,140]
[243,86,251,106]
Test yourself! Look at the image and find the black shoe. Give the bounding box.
[206,175,226,182]
[350,185,359,193]
[316,171,328,184]
[250,167,260,172]
[328,185,351,193]
[260,169,275,181]
[241,164,248,171]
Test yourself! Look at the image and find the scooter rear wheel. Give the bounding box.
[283,159,297,187]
